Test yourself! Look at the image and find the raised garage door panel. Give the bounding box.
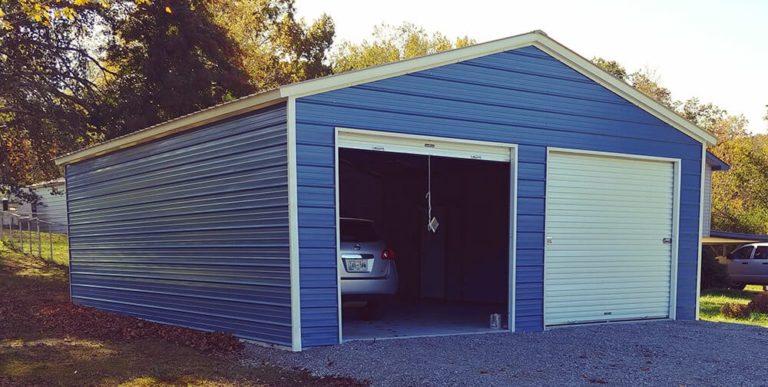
[337,129,512,162]
[545,152,674,326]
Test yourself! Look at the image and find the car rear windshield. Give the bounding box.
[341,219,379,242]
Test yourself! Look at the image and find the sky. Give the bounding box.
[296,0,767,133]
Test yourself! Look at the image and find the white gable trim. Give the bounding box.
[531,35,715,145]
[56,31,715,166]
[279,32,540,99]
[280,32,714,145]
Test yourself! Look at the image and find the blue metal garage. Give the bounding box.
[56,31,716,351]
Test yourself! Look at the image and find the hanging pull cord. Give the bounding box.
[426,156,439,233]
[426,155,432,228]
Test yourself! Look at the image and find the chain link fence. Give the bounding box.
[0,210,69,264]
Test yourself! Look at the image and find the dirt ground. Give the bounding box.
[0,245,364,386]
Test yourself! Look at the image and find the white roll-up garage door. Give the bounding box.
[544,151,675,326]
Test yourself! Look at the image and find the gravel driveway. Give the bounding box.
[246,321,768,386]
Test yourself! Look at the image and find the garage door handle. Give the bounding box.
[741,262,749,265]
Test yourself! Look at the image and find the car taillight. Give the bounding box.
[381,247,396,260]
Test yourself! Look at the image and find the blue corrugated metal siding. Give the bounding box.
[296,46,702,346]
[66,104,292,346]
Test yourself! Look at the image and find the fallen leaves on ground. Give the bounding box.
[35,304,244,355]
[0,246,365,386]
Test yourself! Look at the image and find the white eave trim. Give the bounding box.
[56,30,715,166]
[55,90,285,166]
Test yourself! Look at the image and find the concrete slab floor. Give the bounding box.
[342,300,507,341]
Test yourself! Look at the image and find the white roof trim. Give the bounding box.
[28,178,66,188]
[279,31,715,145]
[55,90,284,166]
[530,35,715,145]
[278,32,541,98]
[56,30,715,166]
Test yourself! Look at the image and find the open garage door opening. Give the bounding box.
[337,146,512,341]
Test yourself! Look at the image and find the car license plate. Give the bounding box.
[345,259,368,272]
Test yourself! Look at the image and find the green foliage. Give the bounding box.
[210,0,335,90]
[0,0,106,198]
[764,105,767,127]
[593,57,760,234]
[332,22,475,73]
[95,0,255,138]
[681,98,748,142]
[590,58,628,80]
[592,58,676,109]
[1,0,337,197]
[711,135,768,233]
[629,69,676,109]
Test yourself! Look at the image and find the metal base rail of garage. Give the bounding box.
[0,210,66,262]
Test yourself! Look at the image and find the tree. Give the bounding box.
[591,57,628,81]
[764,105,767,127]
[680,98,748,143]
[592,57,676,109]
[2,0,336,199]
[95,0,255,138]
[210,0,335,90]
[0,0,107,199]
[332,22,475,73]
[629,68,676,109]
[0,0,105,28]
[711,135,768,233]
[592,57,763,233]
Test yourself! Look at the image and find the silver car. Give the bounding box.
[339,218,398,296]
[722,243,768,289]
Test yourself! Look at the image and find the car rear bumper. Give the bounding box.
[340,273,398,295]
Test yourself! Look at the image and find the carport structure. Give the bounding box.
[56,30,716,351]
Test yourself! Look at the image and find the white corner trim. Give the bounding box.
[287,97,302,351]
[510,147,518,333]
[542,148,550,329]
[670,158,682,320]
[696,144,706,320]
[334,128,343,344]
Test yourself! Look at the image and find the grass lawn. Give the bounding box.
[700,285,768,327]
[0,244,362,386]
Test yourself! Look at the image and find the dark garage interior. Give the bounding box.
[338,148,511,340]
